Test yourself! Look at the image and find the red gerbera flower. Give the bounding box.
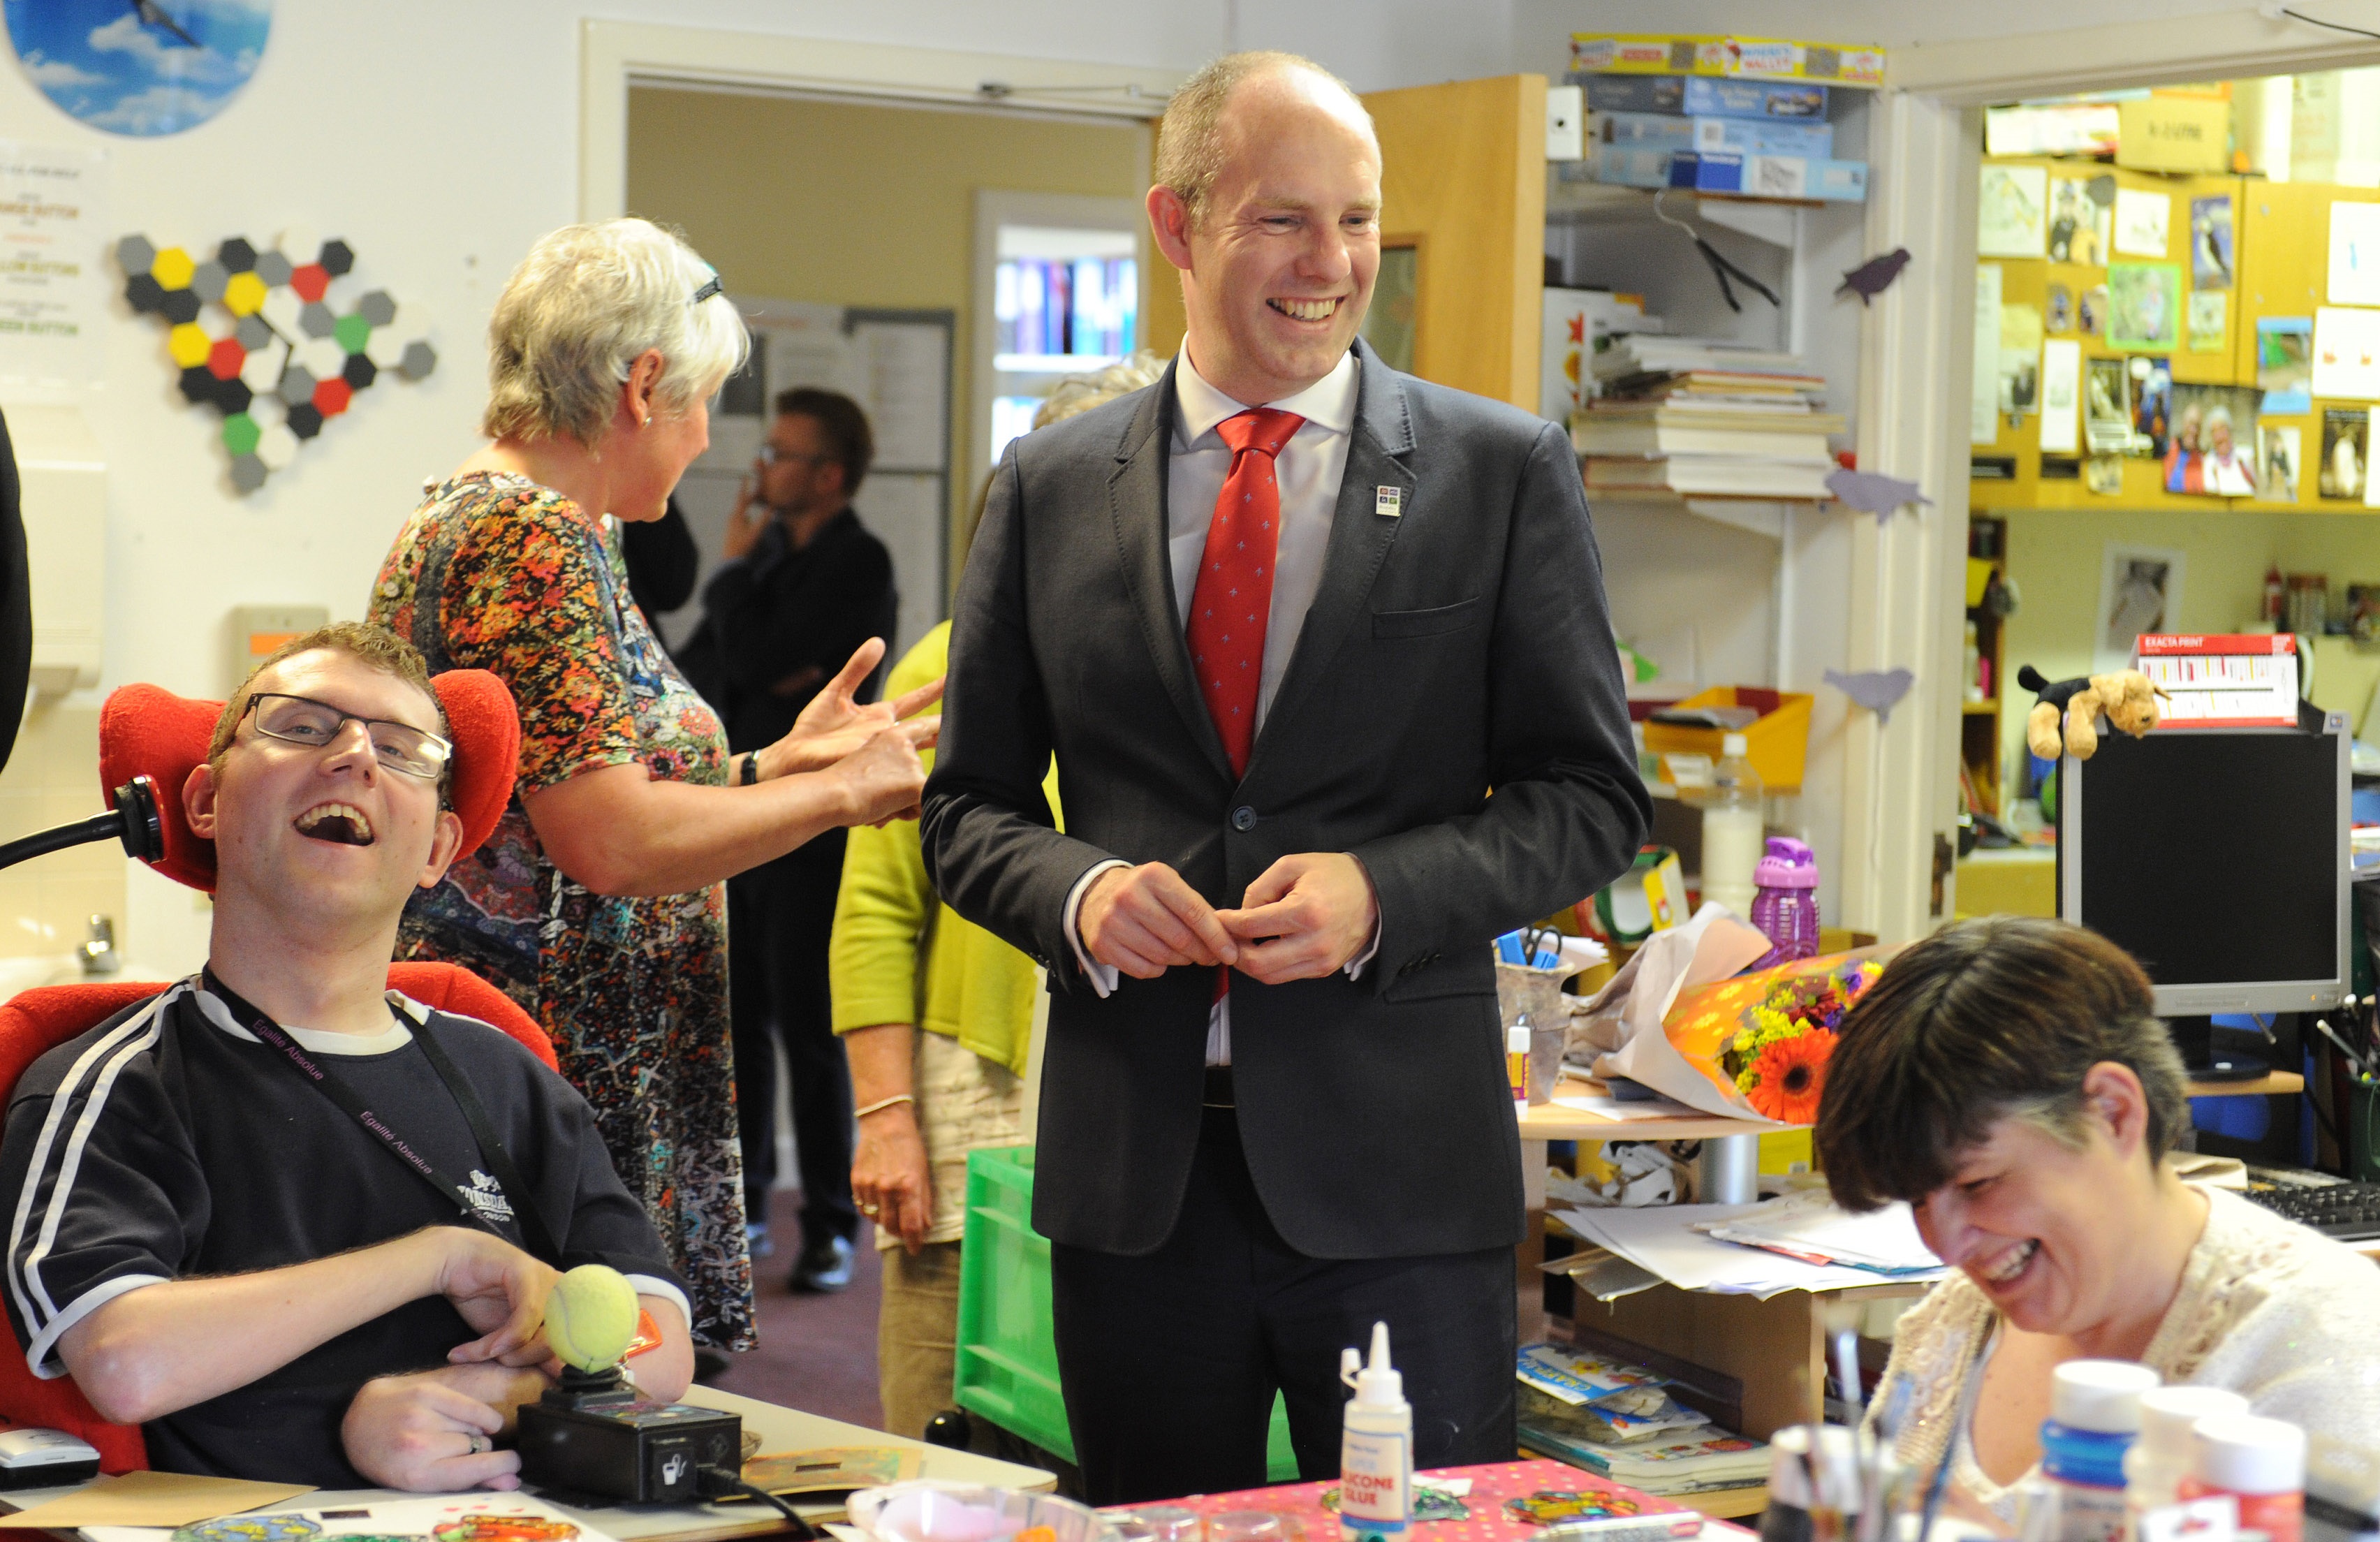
[1744,1031,1835,1124]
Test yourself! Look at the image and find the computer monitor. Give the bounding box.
[2057,716,2349,1075]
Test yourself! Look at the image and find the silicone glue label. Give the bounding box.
[1340,1429,1410,1542]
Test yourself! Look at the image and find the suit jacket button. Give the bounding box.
[1231,805,1258,832]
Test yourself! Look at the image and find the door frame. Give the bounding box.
[578,21,1182,223]
[1851,14,2380,941]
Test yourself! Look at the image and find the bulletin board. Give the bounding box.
[1969,157,2272,511]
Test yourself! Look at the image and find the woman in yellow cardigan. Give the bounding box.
[828,618,1054,1437]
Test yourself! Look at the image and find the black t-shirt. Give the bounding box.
[0,980,686,1487]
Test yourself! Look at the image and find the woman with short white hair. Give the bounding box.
[369,218,936,1356]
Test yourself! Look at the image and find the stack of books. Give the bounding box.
[1576,335,1842,497]
[1514,1343,1770,1497]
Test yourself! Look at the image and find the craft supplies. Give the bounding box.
[2041,1362,2162,1542]
[2185,1416,2308,1542]
[1339,1323,1413,1542]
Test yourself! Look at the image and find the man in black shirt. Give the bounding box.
[686,390,896,1291]
[0,624,691,1490]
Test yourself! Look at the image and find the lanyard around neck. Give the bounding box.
[200,969,562,1266]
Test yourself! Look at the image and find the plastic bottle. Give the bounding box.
[1749,837,1821,969]
[1339,1323,1411,1542]
[2125,1386,2250,1536]
[2184,1414,2307,1542]
[1695,733,1765,916]
[2041,1360,2162,1542]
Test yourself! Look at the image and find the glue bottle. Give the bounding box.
[1339,1322,1411,1542]
[2041,1360,2161,1542]
[2184,1414,2307,1542]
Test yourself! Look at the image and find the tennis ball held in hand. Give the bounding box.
[543,1263,640,1372]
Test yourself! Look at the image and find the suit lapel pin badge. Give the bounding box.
[1375,485,1403,517]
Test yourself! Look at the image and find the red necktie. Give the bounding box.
[1188,409,1305,779]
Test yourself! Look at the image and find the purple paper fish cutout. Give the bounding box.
[1824,668,1916,726]
[1826,467,1933,516]
[1836,247,1913,304]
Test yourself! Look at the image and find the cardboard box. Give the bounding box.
[1542,287,1652,421]
[2117,95,2231,174]
[1668,149,1867,202]
[1571,72,1828,120]
[1594,111,1832,159]
[1693,115,1833,157]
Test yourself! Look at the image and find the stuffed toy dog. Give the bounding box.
[2018,665,2167,760]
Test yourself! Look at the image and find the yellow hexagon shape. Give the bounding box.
[222,270,267,316]
[167,322,210,368]
[152,247,195,291]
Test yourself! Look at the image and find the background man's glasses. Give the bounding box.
[242,693,452,781]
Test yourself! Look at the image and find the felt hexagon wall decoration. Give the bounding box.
[117,228,435,492]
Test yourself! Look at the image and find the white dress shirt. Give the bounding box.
[1061,346,1373,1064]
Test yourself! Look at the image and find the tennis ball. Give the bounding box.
[544,1263,639,1372]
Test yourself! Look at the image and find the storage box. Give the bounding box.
[1596,111,1831,161]
[2117,95,2231,174]
[955,1146,1298,1479]
[1639,687,1813,791]
[1668,149,1867,203]
[1542,286,1651,421]
[1573,73,1829,120]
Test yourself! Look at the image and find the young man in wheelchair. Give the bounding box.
[0,624,693,1490]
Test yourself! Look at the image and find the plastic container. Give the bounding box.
[954,1147,1297,1480]
[2041,1361,2161,1542]
[1640,686,1813,791]
[2125,1386,2251,1526]
[1749,837,1821,969]
[1689,733,1765,916]
[2184,1415,2307,1542]
[848,1483,1116,1542]
[1339,1323,1411,1542]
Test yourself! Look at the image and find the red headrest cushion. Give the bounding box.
[97,671,521,893]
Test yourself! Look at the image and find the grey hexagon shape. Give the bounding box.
[229,453,268,494]
[398,340,437,381]
[356,290,397,328]
[253,251,293,288]
[233,314,272,351]
[277,363,317,406]
[298,301,337,339]
[190,260,230,303]
[116,235,156,276]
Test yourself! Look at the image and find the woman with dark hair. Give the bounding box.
[1816,916,2380,1524]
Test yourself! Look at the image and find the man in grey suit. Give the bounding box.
[921,50,1649,1502]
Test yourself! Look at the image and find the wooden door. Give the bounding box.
[1144,74,1549,410]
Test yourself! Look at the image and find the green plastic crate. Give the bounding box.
[955,1145,1298,1481]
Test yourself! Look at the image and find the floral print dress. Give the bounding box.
[369,470,754,1350]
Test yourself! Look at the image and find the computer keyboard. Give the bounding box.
[2241,1166,2380,1241]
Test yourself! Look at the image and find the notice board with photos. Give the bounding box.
[1967,157,2380,515]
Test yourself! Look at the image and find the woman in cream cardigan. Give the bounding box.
[1816,916,2380,1525]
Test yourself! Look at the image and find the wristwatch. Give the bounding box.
[740,751,760,786]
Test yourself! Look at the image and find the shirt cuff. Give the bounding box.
[1345,917,1381,981]
[1062,861,1129,999]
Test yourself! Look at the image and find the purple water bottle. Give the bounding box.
[1749,837,1821,969]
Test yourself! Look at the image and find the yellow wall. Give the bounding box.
[1995,506,2380,777]
[624,88,1152,580]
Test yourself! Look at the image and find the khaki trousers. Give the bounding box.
[876,1239,964,1439]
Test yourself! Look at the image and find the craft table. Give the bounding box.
[1131,1456,1756,1539]
[0,1386,1054,1542]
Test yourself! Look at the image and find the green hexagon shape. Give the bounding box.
[221,412,263,458]
[333,313,372,354]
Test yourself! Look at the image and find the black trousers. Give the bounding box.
[1048,1100,1515,1505]
[727,832,858,1247]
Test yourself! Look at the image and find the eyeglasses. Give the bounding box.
[758,445,832,467]
[242,693,453,781]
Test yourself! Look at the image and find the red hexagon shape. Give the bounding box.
[290,263,330,302]
[207,336,246,381]
[313,376,354,416]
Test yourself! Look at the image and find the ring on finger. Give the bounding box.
[467,1432,490,1455]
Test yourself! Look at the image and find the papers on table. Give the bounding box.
[1550,1089,1701,1122]
[1694,1189,1944,1276]
[1553,1199,1948,1299]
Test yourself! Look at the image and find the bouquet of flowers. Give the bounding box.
[1660,950,1884,1124]
[1719,966,1880,1122]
